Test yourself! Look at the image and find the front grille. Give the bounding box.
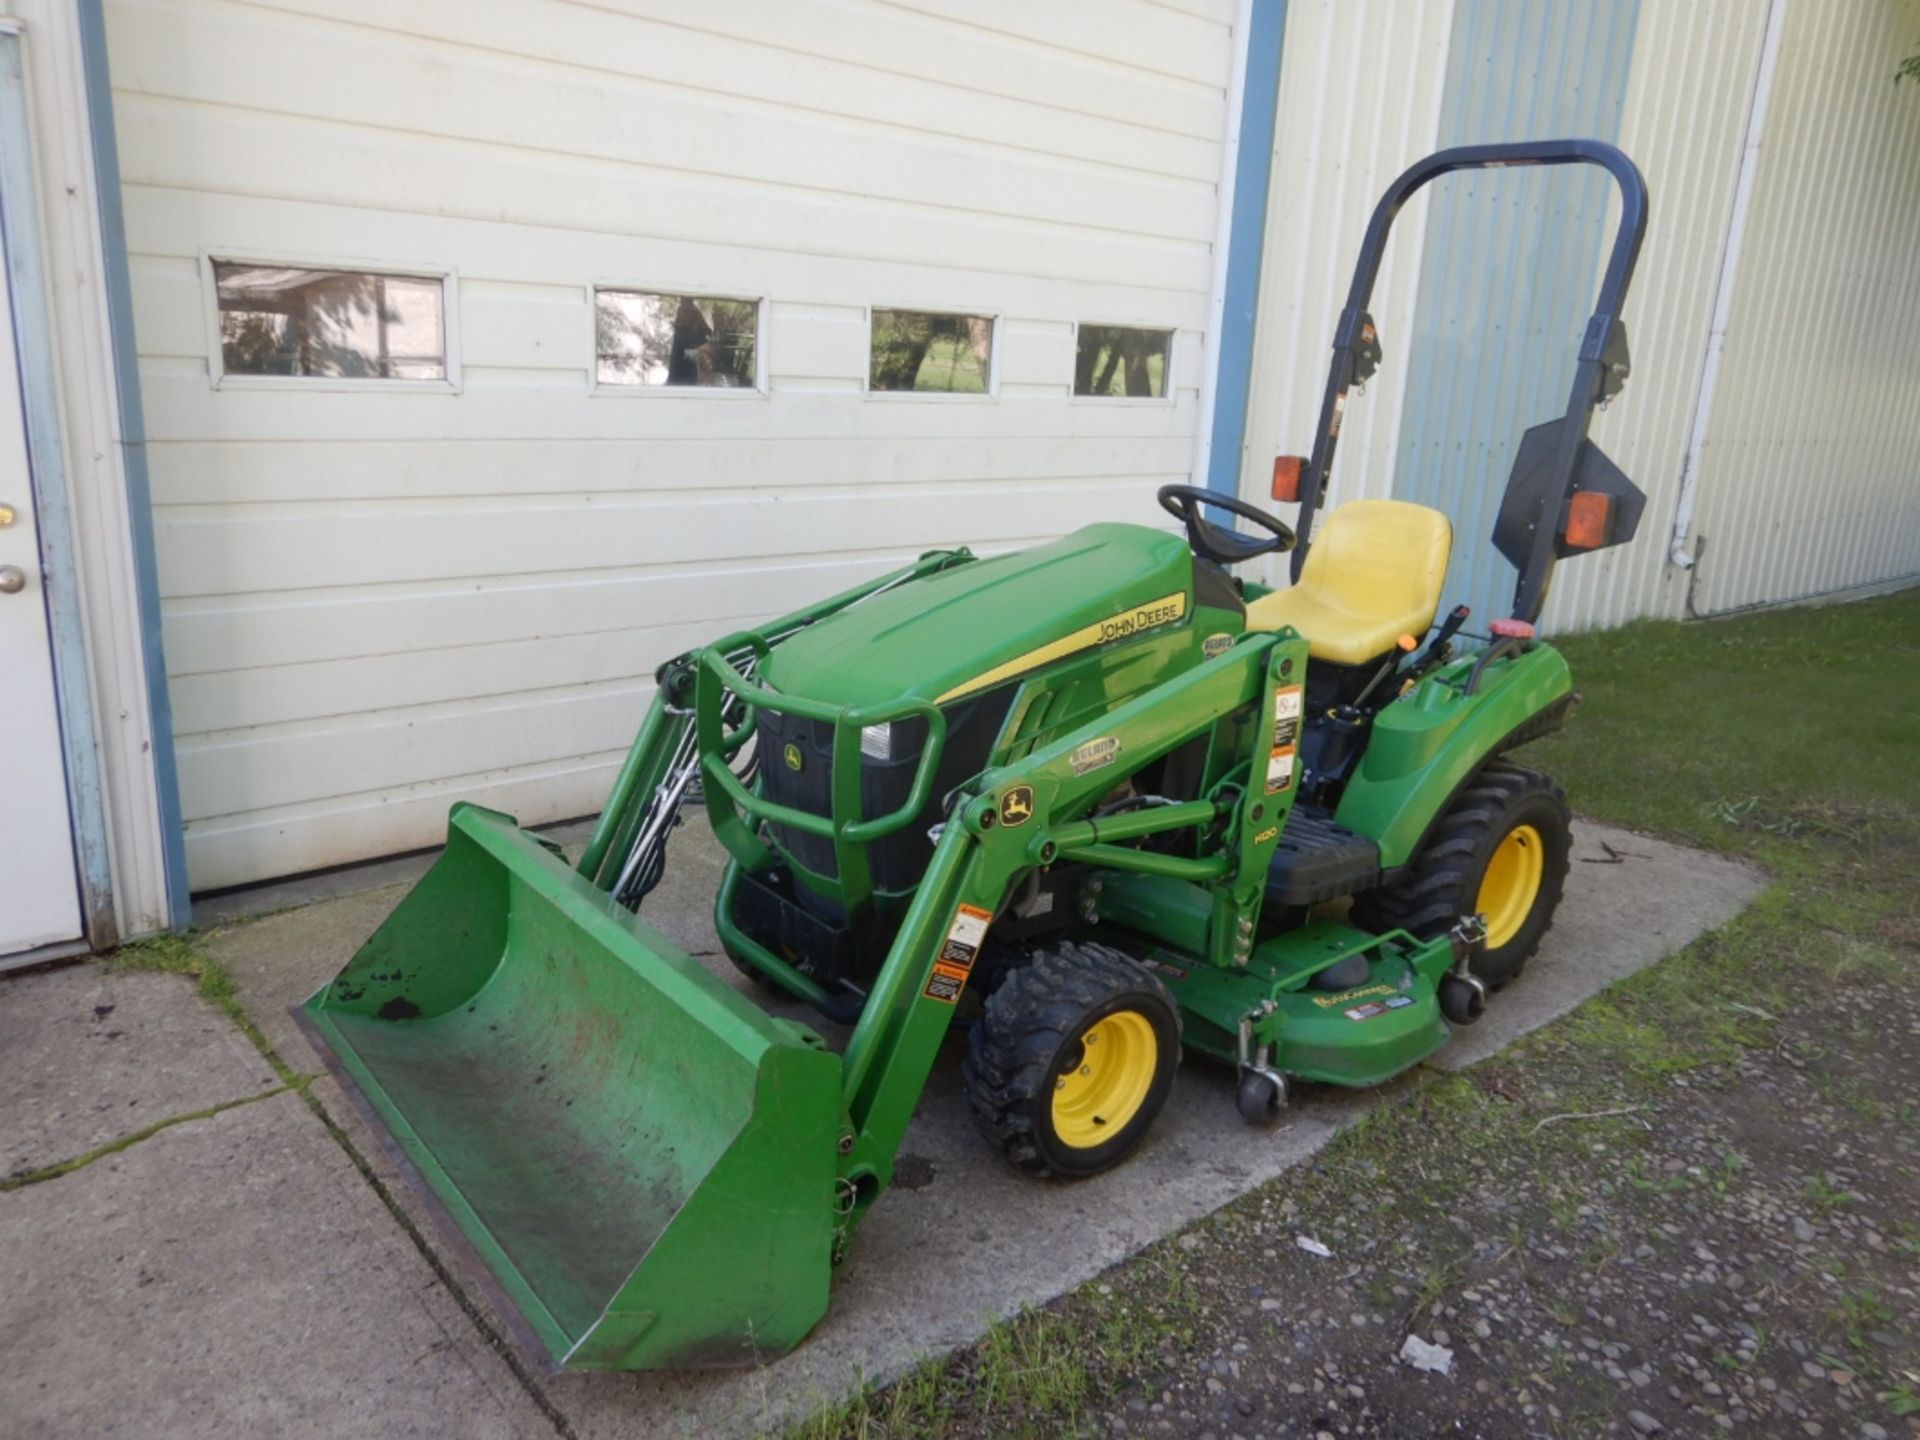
[755,688,1014,898]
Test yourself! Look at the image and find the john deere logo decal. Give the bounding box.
[783,742,805,772]
[1000,786,1034,827]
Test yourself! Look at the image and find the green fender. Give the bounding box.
[1334,644,1573,868]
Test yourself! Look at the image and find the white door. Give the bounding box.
[0,201,83,956]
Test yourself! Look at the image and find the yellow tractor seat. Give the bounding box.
[1243,500,1452,666]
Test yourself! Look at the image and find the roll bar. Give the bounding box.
[1290,139,1649,623]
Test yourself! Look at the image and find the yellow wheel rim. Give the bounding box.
[1051,1011,1158,1149]
[1477,822,1545,949]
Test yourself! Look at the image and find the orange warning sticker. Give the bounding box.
[1267,684,1303,794]
[926,902,992,1003]
[1266,745,1296,795]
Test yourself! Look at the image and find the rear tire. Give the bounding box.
[963,942,1180,1179]
[1353,762,1571,989]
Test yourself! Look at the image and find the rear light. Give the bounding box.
[1489,618,1536,640]
[1271,455,1305,503]
[1564,491,1612,550]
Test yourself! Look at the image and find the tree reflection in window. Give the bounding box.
[1074,325,1172,398]
[869,310,993,393]
[215,264,446,379]
[596,291,758,387]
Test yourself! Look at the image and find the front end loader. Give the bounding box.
[299,140,1651,1370]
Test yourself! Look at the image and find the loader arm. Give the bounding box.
[821,629,1306,1235]
[577,543,978,892]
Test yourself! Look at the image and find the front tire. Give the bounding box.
[1354,762,1572,988]
[963,942,1180,1179]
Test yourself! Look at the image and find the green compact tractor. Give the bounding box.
[300,141,1651,1370]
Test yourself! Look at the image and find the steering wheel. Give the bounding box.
[1156,484,1297,566]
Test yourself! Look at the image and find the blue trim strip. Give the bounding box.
[78,0,191,927]
[1205,0,1287,497]
[0,32,105,939]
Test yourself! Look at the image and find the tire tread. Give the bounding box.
[1353,761,1571,987]
[962,941,1178,1177]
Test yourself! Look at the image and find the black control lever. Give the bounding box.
[1349,634,1418,712]
[1421,605,1470,666]
[1400,604,1470,691]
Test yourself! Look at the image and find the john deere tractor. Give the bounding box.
[300,140,1650,1370]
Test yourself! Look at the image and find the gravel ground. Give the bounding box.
[1080,969,1920,1440]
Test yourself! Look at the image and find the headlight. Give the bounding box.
[861,723,892,761]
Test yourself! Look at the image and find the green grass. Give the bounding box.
[787,585,1920,1439]
[1549,588,1920,870]
[785,1242,1205,1439]
[912,335,989,394]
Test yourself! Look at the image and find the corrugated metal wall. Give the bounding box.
[1233,0,1455,585]
[1243,0,1919,633]
[1550,0,1775,631]
[1682,0,1920,615]
[1391,0,1640,628]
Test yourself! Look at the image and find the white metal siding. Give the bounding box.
[1681,0,1920,615]
[1244,0,1920,633]
[1545,0,1776,630]
[107,0,1238,888]
[1234,0,1456,573]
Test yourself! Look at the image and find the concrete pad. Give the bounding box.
[209,814,1760,1439]
[0,962,280,1178]
[0,1090,553,1440]
[203,883,414,1065]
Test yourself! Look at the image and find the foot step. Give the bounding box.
[1266,808,1380,905]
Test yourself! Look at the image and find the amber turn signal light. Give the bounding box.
[1271,455,1305,503]
[1564,491,1612,550]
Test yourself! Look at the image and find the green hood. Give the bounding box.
[760,524,1196,709]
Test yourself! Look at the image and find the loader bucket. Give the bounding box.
[297,803,844,1371]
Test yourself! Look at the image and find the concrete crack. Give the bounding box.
[1,1080,304,1191]
[290,1083,581,1440]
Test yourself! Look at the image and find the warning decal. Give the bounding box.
[1266,684,1303,794]
[1346,994,1418,1022]
[1266,746,1296,795]
[1272,685,1304,747]
[926,903,992,1004]
[924,966,968,1004]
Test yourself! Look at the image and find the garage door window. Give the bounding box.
[595,290,760,389]
[214,263,447,381]
[1074,325,1172,399]
[869,310,994,394]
